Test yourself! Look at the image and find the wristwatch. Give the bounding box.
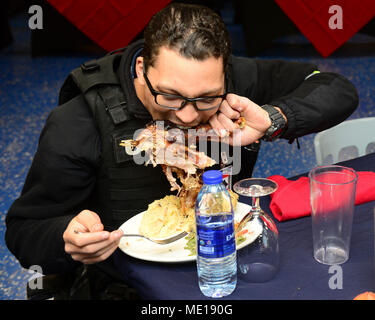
[261,105,287,141]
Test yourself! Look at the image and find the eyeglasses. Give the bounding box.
[143,63,227,111]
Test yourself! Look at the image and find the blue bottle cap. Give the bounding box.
[203,170,223,185]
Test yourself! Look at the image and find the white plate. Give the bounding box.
[118,202,261,263]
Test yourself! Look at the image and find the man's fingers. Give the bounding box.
[66,229,122,252]
[67,229,110,248]
[210,104,239,136]
[85,241,120,264]
[75,210,104,232]
[76,246,118,265]
[225,93,247,112]
[67,238,115,258]
[219,99,241,120]
[63,210,123,265]
[226,93,260,116]
[208,114,225,135]
[217,112,237,132]
[69,234,122,264]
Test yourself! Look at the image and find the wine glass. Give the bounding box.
[233,178,279,283]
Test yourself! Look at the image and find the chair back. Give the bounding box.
[314,117,375,165]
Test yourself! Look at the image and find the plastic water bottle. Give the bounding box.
[195,170,237,298]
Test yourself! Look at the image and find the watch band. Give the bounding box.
[261,105,286,141]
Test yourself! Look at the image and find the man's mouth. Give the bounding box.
[171,121,202,129]
[176,124,195,129]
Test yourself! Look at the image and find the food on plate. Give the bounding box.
[120,120,216,211]
[139,191,239,239]
[120,119,245,212]
[138,195,194,239]
[120,119,244,239]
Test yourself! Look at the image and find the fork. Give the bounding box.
[73,229,188,245]
[121,231,189,244]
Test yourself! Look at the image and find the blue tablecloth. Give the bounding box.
[114,153,375,300]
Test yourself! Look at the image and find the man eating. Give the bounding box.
[5,3,358,299]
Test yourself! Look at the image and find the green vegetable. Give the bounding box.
[184,232,197,256]
[235,235,246,246]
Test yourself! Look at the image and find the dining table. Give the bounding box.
[113,152,375,300]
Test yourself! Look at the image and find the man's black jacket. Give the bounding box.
[5,40,358,276]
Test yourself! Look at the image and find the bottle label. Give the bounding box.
[196,218,236,259]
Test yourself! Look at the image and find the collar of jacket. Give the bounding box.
[117,39,152,121]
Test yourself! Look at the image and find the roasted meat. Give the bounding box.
[120,118,246,211]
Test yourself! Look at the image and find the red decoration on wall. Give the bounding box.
[275,0,375,57]
[46,0,172,52]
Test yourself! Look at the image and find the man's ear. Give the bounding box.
[135,56,145,85]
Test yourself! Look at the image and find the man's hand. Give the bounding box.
[209,93,285,145]
[63,210,123,265]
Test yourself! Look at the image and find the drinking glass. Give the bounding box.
[309,165,357,265]
[233,178,279,282]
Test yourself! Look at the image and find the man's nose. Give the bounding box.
[175,102,200,124]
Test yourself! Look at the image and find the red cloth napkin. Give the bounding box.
[267,171,375,221]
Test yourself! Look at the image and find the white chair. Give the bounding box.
[314,117,375,165]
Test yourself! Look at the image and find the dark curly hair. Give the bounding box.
[143,3,231,72]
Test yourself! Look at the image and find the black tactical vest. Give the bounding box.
[59,42,172,231]
[58,41,260,231]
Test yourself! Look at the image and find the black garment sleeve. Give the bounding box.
[269,72,359,140]
[5,95,100,275]
[253,59,359,140]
